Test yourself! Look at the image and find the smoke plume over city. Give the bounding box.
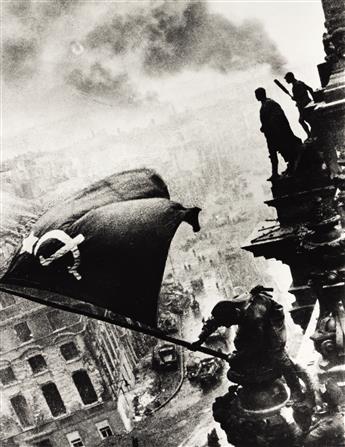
[4,0,284,102]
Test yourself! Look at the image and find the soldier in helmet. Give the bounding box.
[192,285,304,401]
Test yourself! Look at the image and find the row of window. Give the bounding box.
[0,341,79,386]
[10,370,98,427]
[33,421,113,447]
[13,310,67,344]
[0,294,16,309]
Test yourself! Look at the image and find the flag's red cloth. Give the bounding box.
[0,169,200,326]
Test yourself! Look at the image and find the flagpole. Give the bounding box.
[0,286,230,362]
[111,316,230,362]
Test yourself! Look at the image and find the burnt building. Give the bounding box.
[213,1,344,445]
[243,0,345,380]
[0,292,137,447]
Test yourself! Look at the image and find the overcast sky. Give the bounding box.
[3,0,326,153]
[210,0,325,84]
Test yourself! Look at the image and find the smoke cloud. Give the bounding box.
[3,38,37,80]
[3,0,285,103]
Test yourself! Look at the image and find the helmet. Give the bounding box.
[250,285,273,297]
[211,301,240,326]
[211,301,237,323]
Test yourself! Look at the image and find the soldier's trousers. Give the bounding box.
[268,147,279,175]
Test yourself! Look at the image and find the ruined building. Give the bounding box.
[244,0,345,386]
[212,0,345,445]
[0,292,137,447]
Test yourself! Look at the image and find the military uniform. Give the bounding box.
[259,98,302,177]
[285,75,314,137]
[292,80,313,107]
[195,288,303,398]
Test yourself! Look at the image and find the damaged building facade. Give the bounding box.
[213,0,345,445]
[0,292,137,447]
[244,0,345,380]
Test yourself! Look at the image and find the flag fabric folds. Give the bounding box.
[0,169,201,327]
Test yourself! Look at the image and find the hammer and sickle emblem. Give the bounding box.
[32,230,85,280]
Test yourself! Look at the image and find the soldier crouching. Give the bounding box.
[192,285,304,401]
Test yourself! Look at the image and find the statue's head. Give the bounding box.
[255,87,266,102]
[284,72,295,83]
[211,291,252,326]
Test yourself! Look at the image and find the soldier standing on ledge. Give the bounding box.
[192,285,304,402]
[255,88,302,180]
[284,72,314,138]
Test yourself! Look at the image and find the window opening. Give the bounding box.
[60,342,79,361]
[14,321,32,343]
[41,382,66,417]
[28,354,48,374]
[0,294,15,308]
[96,420,113,439]
[72,370,98,405]
[0,366,16,385]
[66,432,84,447]
[34,440,53,447]
[47,310,66,331]
[10,394,33,427]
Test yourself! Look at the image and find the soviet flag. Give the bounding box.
[0,168,201,327]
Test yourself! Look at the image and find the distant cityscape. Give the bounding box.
[1,71,279,447]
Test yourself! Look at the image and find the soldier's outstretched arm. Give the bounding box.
[191,317,220,349]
